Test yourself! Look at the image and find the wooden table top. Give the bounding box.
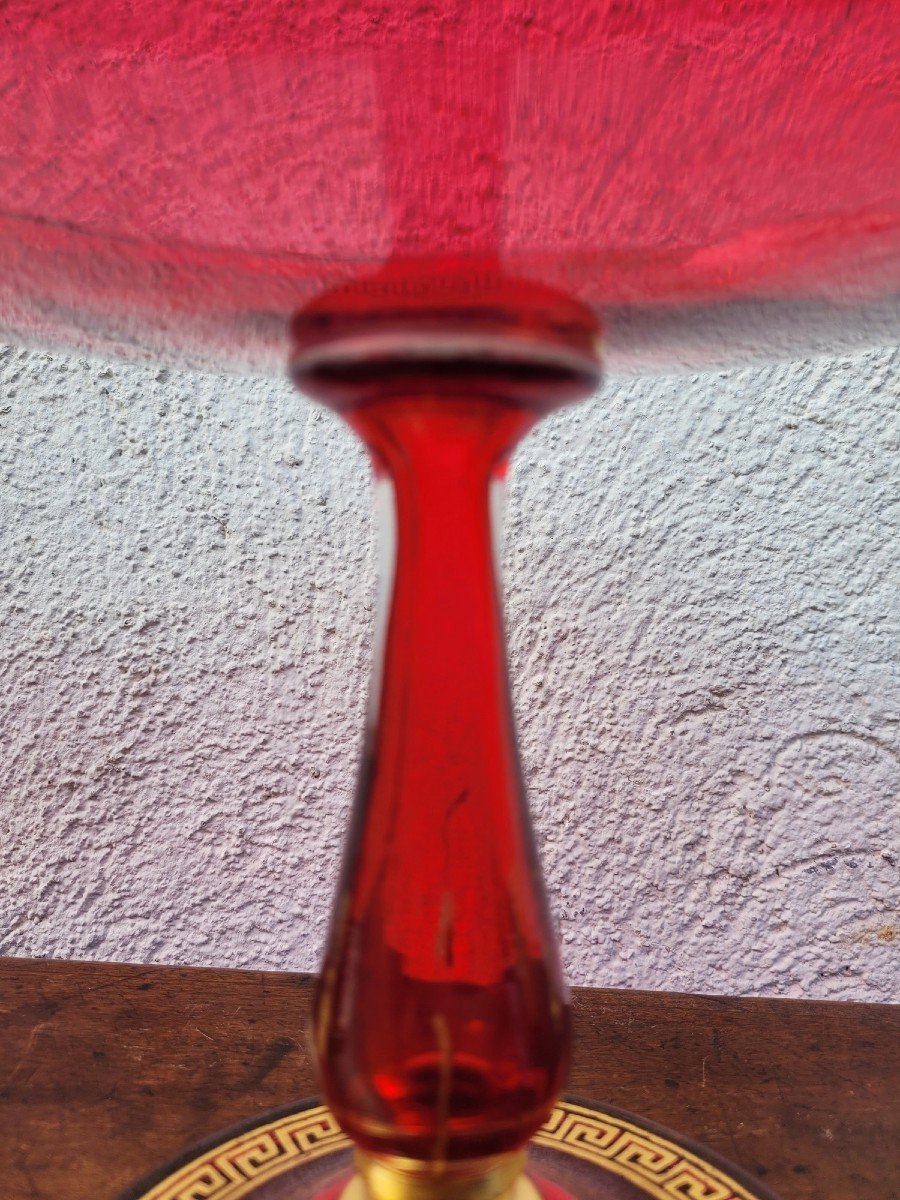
[0,957,896,1200]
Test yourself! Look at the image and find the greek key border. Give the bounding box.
[137,1106,350,1200]
[534,1101,760,1200]
[136,1100,763,1200]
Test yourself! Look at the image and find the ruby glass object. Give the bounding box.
[1,3,898,1199]
[2,1,898,373]
[290,278,601,1195]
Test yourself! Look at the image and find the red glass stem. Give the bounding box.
[313,393,570,1165]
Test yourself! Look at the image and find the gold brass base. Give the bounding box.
[339,1150,541,1200]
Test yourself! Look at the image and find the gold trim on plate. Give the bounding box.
[534,1102,758,1200]
[136,1100,762,1200]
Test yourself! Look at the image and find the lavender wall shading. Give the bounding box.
[0,343,897,998]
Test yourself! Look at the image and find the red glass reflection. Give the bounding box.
[1,1,897,371]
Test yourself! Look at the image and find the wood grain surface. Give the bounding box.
[0,957,896,1200]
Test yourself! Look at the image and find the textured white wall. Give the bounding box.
[0,342,897,999]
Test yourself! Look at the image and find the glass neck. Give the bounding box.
[313,393,570,1166]
[361,395,526,838]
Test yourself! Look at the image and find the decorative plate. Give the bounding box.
[123,1097,778,1200]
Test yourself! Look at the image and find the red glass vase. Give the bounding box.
[292,285,601,1194]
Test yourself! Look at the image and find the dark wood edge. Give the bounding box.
[2,956,896,1017]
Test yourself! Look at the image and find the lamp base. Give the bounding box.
[338,1152,541,1200]
[342,1150,536,1200]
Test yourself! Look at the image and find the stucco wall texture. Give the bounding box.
[0,342,897,1000]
